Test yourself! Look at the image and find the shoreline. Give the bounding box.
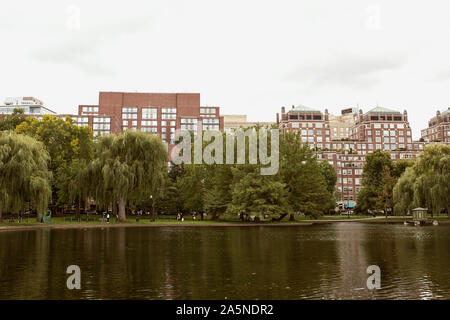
[0,221,314,232]
[2,216,448,232]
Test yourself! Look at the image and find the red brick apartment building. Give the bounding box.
[68,92,224,156]
[277,105,427,209]
[421,108,450,143]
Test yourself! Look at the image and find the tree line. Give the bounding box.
[0,110,337,222]
[355,145,450,217]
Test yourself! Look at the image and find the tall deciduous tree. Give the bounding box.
[0,108,26,131]
[412,144,449,216]
[15,115,94,209]
[89,131,167,222]
[278,132,331,220]
[356,150,394,214]
[0,132,52,222]
[227,165,290,221]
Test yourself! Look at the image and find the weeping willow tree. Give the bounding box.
[413,144,450,216]
[393,144,450,216]
[89,131,168,222]
[56,159,90,219]
[0,132,52,222]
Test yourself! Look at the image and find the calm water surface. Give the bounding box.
[1,223,450,299]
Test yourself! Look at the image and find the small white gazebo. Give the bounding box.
[412,208,428,222]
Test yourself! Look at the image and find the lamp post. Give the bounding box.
[150,195,155,221]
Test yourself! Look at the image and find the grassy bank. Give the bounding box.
[1,214,449,230]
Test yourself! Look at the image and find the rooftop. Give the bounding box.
[367,106,401,114]
[289,105,321,113]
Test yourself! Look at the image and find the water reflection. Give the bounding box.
[0,223,450,299]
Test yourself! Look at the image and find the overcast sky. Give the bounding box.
[1,0,450,139]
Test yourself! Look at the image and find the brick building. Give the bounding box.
[277,105,331,148]
[421,108,450,143]
[73,92,223,139]
[277,104,426,209]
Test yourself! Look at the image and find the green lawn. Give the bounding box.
[1,213,449,228]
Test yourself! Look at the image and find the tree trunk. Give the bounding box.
[118,197,126,222]
[76,199,81,221]
[446,204,450,218]
[152,200,156,221]
[0,207,2,223]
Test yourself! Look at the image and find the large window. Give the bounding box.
[82,106,98,114]
[202,118,219,130]
[161,108,177,119]
[142,108,157,119]
[122,107,138,119]
[181,118,198,131]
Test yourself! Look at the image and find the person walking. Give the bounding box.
[106,213,110,224]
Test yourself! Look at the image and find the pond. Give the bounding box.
[1,223,450,299]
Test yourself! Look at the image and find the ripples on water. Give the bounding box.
[1,223,450,299]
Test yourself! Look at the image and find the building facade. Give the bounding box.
[277,105,332,148]
[277,104,426,209]
[0,97,56,116]
[73,92,223,141]
[421,108,450,143]
[223,114,275,133]
[328,107,357,140]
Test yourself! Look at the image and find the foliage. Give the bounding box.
[0,108,26,131]
[89,131,168,222]
[0,132,52,221]
[394,144,450,216]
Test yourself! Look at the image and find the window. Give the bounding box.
[141,120,157,126]
[181,118,198,131]
[141,127,157,133]
[122,107,138,119]
[82,106,98,114]
[200,108,216,114]
[142,108,157,119]
[161,108,177,119]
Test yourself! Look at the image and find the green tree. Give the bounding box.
[0,108,26,131]
[177,164,206,219]
[393,166,417,215]
[319,160,338,213]
[15,115,94,210]
[412,144,450,216]
[89,131,167,222]
[55,159,90,219]
[278,132,331,220]
[356,150,394,214]
[227,165,290,221]
[0,132,52,222]
[15,115,93,173]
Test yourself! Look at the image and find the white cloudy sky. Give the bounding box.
[1,0,450,139]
